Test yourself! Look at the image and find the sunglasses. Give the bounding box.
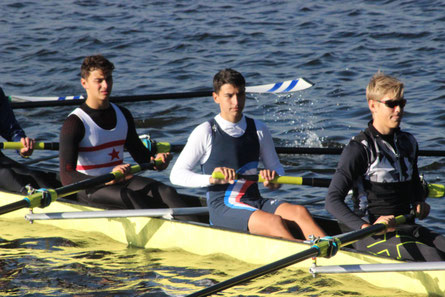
[372,98,406,109]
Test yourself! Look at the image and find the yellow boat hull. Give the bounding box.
[0,191,443,295]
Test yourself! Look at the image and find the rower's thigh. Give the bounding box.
[209,203,255,231]
[248,209,286,233]
[125,176,191,209]
[355,226,445,261]
[79,183,136,209]
[80,178,156,209]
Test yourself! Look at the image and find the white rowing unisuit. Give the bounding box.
[70,103,128,176]
[170,114,284,188]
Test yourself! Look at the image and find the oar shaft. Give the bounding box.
[11,92,210,109]
[52,163,153,199]
[0,200,30,215]
[25,206,209,221]
[187,214,412,297]
[4,141,441,157]
[310,261,445,274]
[10,78,313,109]
[187,247,320,297]
[167,144,444,157]
[0,162,156,214]
[335,214,410,246]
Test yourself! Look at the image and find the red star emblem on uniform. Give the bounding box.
[109,148,120,160]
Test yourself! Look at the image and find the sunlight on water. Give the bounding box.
[251,92,324,148]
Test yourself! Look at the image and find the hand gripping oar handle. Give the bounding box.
[211,172,443,197]
[0,161,159,215]
[211,172,331,187]
[0,141,171,153]
[186,214,413,297]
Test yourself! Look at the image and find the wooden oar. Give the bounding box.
[0,141,171,153]
[0,162,158,215]
[211,172,445,198]
[186,214,413,297]
[9,78,314,109]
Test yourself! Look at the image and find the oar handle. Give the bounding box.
[0,141,171,153]
[212,172,442,197]
[211,172,331,187]
[0,142,59,150]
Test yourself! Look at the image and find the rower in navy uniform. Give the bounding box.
[170,68,325,240]
[325,71,445,261]
[0,87,60,193]
[59,55,196,220]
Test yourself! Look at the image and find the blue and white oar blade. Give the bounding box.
[9,95,85,102]
[246,78,314,93]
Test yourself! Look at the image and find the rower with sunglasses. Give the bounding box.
[325,71,445,261]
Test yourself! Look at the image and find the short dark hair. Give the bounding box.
[80,55,115,79]
[213,69,245,93]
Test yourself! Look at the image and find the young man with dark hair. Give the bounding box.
[170,69,325,240]
[325,71,445,261]
[59,55,195,220]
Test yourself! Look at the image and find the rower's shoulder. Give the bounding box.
[113,103,132,117]
[61,113,85,134]
[249,117,270,134]
[191,121,213,135]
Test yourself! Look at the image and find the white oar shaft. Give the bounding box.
[25,206,208,221]
[310,262,445,274]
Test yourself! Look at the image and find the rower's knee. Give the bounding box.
[248,211,290,237]
[294,204,311,217]
[276,203,311,219]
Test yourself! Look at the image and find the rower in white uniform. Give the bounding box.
[170,68,325,240]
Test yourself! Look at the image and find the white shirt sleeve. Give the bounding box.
[255,119,285,176]
[169,122,213,188]
[169,116,285,188]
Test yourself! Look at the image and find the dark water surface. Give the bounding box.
[1,0,444,296]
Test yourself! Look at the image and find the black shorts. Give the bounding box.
[345,223,445,261]
[209,197,285,231]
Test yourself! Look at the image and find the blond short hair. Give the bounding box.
[366,71,404,101]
